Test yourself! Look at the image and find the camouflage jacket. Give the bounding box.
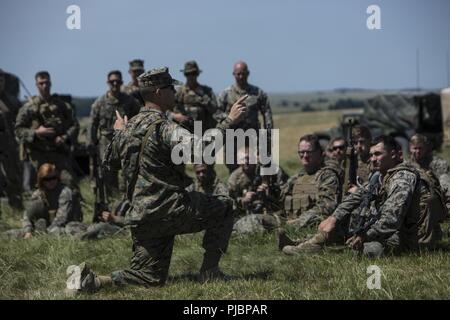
[333,163,420,249]
[23,184,74,233]
[122,81,139,95]
[104,107,234,224]
[174,84,224,131]
[186,177,228,196]
[405,160,447,241]
[228,165,289,208]
[15,95,79,152]
[217,84,273,130]
[428,156,450,198]
[90,92,140,144]
[281,160,343,219]
[429,155,450,178]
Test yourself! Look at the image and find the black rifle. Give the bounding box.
[346,118,358,187]
[92,146,108,223]
[348,171,381,237]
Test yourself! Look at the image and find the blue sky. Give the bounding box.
[1,0,449,97]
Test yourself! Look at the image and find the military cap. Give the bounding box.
[180,60,202,74]
[129,59,145,71]
[138,67,182,90]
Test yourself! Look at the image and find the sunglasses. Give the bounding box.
[108,80,123,85]
[331,145,346,151]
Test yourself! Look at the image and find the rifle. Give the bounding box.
[245,124,281,215]
[346,118,358,187]
[348,171,381,237]
[91,145,108,223]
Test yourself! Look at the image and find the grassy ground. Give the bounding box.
[1,109,450,299]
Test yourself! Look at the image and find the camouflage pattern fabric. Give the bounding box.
[90,92,140,193]
[233,214,265,234]
[429,155,450,200]
[217,84,274,172]
[217,84,273,131]
[22,184,81,233]
[343,157,371,192]
[405,160,446,248]
[228,165,288,211]
[103,107,235,286]
[333,163,421,255]
[15,95,80,190]
[174,84,223,132]
[282,160,343,228]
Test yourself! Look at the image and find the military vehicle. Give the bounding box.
[316,91,446,152]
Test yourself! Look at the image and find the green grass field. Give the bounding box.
[1,109,449,300]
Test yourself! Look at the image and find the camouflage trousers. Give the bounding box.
[26,196,83,228]
[110,191,234,287]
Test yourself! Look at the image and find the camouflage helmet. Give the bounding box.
[138,67,182,90]
[129,59,144,71]
[180,60,202,74]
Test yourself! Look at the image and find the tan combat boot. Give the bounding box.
[282,231,328,255]
[65,262,110,296]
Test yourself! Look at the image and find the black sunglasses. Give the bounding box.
[331,145,346,151]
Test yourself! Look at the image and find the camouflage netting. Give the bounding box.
[362,94,418,138]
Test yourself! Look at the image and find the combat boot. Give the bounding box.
[65,262,104,295]
[282,231,328,255]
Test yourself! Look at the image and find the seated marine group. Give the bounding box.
[1,60,449,293]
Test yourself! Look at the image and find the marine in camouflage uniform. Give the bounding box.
[344,126,372,193]
[66,67,248,292]
[5,163,83,238]
[227,146,289,234]
[15,71,79,193]
[281,135,343,230]
[0,69,23,209]
[228,147,288,214]
[407,134,447,248]
[173,61,223,134]
[122,59,145,104]
[282,136,421,257]
[217,61,273,172]
[89,70,141,197]
[186,163,228,196]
